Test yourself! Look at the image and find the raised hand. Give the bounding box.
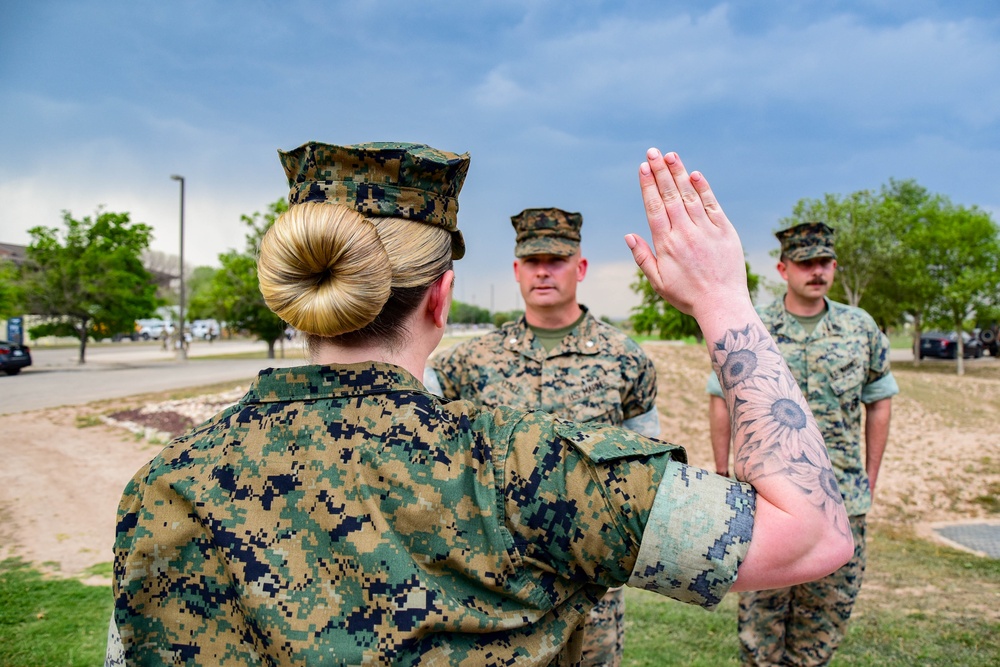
[625,148,749,321]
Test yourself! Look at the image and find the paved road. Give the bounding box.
[0,339,305,414]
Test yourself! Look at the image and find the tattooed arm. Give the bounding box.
[626,148,853,591]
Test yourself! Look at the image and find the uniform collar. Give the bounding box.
[501,305,602,359]
[768,295,843,340]
[244,362,426,403]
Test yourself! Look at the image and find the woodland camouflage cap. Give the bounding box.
[278,141,471,259]
[511,207,583,258]
[776,221,837,262]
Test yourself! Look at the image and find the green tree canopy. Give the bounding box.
[449,300,492,325]
[0,260,24,322]
[185,266,221,321]
[22,209,158,363]
[916,198,1000,374]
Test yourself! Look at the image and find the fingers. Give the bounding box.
[639,159,670,237]
[624,233,662,292]
[643,148,722,229]
[690,171,730,229]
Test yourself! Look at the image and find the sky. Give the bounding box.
[2,0,998,318]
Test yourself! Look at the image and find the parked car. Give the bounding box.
[977,325,999,357]
[190,319,220,341]
[919,331,983,359]
[136,318,172,340]
[0,339,32,375]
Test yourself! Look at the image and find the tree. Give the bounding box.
[0,260,24,322]
[185,266,221,321]
[201,199,288,358]
[21,209,158,363]
[449,300,491,325]
[629,262,760,341]
[917,199,1000,375]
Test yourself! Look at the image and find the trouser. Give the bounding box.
[578,586,625,667]
[738,515,867,667]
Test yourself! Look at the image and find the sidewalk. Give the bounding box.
[30,338,297,371]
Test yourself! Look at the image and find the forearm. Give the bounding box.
[864,399,892,493]
[708,395,732,475]
[706,318,853,590]
[629,148,853,589]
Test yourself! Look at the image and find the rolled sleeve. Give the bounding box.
[705,371,723,398]
[628,460,754,610]
[861,372,899,404]
[623,406,661,438]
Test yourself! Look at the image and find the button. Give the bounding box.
[586,341,594,348]
[508,338,518,345]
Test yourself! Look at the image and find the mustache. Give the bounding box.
[807,279,828,286]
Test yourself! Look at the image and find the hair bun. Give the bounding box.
[258,203,392,337]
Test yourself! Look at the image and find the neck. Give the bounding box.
[309,318,440,381]
[783,292,826,317]
[525,303,584,329]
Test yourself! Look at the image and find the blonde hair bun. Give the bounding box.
[258,202,392,337]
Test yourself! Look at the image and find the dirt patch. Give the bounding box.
[1,346,998,587]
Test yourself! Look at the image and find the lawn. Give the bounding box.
[2,525,996,666]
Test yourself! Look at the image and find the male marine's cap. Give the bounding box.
[775,221,837,262]
[278,141,471,259]
[511,207,583,258]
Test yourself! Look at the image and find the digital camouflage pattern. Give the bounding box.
[737,516,867,667]
[278,141,470,259]
[707,298,896,665]
[112,362,752,666]
[511,207,584,258]
[775,222,837,262]
[430,309,659,432]
[429,308,660,666]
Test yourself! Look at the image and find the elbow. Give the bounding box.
[816,520,855,579]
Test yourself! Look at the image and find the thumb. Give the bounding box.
[625,233,662,292]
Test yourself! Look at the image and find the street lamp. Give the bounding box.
[170,174,187,361]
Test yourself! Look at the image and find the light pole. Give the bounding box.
[170,174,187,360]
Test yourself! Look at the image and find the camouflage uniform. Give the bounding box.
[707,222,899,666]
[427,308,660,436]
[112,362,754,666]
[427,209,660,666]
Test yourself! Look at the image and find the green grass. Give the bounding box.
[0,559,113,667]
[4,525,996,665]
[623,526,1000,666]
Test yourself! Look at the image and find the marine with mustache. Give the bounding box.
[426,207,659,667]
[706,221,899,667]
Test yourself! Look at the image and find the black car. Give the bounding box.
[0,339,32,375]
[919,331,983,359]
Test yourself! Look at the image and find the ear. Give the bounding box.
[776,260,789,281]
[428,270,454,329]
[513,259,522,283]
[576,256,588,282]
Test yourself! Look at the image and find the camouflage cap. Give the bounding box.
[511,208,583,258]
[775,221,837,262]
[278,141,471,259]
